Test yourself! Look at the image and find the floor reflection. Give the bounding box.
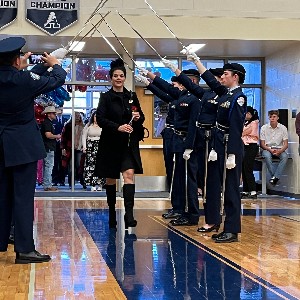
[77,209,294,299]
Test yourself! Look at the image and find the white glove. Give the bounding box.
[180,48,188,55]
[134,74,149,86]
[183,149,193,160]
[161,58,177,72]
[186,51,200,63]
[50,48,68,59]
[138,67,149,76]
[208,149,217,161]
[226,154,236,169]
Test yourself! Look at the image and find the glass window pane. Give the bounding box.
[228,60,262,84]
[182,59,224,71]
[242,88,261,118]
[76,58,115,82]
[135,58,178,82]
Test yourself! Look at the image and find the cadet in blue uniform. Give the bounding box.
[175,68,224,232]
[135,74,185,219]
[141,68,201,226]
[187,52,247,242]
[0,37,67,263]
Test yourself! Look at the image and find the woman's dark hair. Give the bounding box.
[245,106,259,125]
[89,111,96,126]
[109,58,126,78]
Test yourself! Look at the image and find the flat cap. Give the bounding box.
[182,69,200,77]
[209,68,223,77]
[0,37,25,55]
[223,63,246,75]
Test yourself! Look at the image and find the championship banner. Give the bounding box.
[25,0,79,36]
[0,0,18,30]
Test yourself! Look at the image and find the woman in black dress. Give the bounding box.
[95,59,145,229]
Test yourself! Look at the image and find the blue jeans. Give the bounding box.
[43,151,55,188]
[261,150,288,179]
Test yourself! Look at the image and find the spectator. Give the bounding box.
[82,111,105,191]
[260,110,288,185]
[61,111,85,189]
[241,106,259,199]
[52,107,68,186]
[40,106,61,191]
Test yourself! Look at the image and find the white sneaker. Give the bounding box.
[91,187,97,191]
[97,186,102,191]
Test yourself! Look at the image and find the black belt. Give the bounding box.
[196,122,215,129]
[174,129,187,136]
[216,122,229,132]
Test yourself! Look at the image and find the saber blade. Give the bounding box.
[116,10,164,60]
[144,0,186,50]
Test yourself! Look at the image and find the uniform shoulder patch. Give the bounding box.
[237,97,245,106]
[30,72,40,80]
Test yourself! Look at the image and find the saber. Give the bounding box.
[144,0,187,50]
[99,13,139,69]
[93,26,134,72]
[169,153,176,199]
[66,11,111,56]
[185,159,188,213]
[116,10,164,60]
[220,134,229,216]
[92,24,134,72]
[67,0,109,49]
[202,129,211,203]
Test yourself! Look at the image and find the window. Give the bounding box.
[75,58,115,82]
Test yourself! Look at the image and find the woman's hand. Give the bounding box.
[132,111,140,121]
[118,124,133,133]
[62,149,67,156]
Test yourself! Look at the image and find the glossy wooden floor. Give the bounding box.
[0,195,299,299]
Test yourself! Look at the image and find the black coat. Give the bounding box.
[95,87,145,178]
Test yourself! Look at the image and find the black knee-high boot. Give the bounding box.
[123,184,137,229]
[106,184,117,228]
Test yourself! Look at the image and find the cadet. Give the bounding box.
[140,67,201,226]
[0,37,67,263]
[176,67,224,232]
[135,73,184,219]
[187,52,247,242]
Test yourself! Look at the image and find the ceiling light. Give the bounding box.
[186,43,206,53]
[69,41,86,52]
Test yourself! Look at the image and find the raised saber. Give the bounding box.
[66,11,111,55]
[67,0,109,49]
[99,13,139,69]
[144,0,187,50]
[116,10,164,60]
[92,26,135,72]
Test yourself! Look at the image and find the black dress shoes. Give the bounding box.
[197,224,220,233]
[15,250,51,264]
[169,217,198,226]
[162,210,182,219]
[214,232,238,243]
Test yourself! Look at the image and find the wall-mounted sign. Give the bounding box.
[25,0,79,36]
[0,0,18,30]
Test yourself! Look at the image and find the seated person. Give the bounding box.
[260,110,288,185]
